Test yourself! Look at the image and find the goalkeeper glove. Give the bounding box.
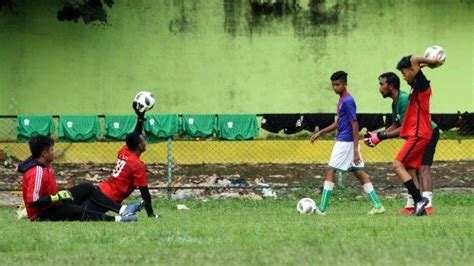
[364,131,387,147]
[132,101,146,119]
[50,190,74,202]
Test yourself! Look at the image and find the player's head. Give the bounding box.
[126,132,147,154]
[29,135,55,162]
[330,70,348,95]
[396,56,416,83]
[378,72,400,98]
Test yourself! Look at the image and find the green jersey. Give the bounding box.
[392,90,437,129]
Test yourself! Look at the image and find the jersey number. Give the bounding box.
[111,159,126,177]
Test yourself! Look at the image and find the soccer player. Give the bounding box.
[364,72,439,215]
[364,55,443,216]
[310,71,385,215]
[20,135,142,222]
[95,102,159,218]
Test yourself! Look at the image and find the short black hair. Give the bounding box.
[379,72,400,90]
[330,71,348,83]
[29,135,54,158]
[396,55,412,70]
[126,132,142,151]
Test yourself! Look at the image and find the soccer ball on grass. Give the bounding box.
[297,198,317,214]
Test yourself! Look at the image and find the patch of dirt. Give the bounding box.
[1,161,472,192]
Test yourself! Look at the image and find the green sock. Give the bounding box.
[368,191,382,209]
[319,181,334,212]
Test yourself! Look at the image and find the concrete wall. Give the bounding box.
[1,0,472,115]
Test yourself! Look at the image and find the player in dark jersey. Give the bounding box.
[95,101,159,218]
[365,55,443,216]
[20,135,141,222]
[364,72,439,215]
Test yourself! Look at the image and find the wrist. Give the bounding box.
[377,131,388,140]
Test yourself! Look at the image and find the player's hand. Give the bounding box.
[364,131,381,147]
[310,131,323,143]
[428,54,444,69]
[132,101,146,119]
[50,190,74,202]
[353,151,361,166]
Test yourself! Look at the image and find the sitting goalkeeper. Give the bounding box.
[20,135,142,222]
[90,98,159,218]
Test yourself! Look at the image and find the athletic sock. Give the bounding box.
[362,182,382,209]
[119,205,127,215]
[319,181,334,213]
[422,191,433,208]
[403,179,422,203]
[405,194,415,208]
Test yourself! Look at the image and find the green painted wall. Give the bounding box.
[0,0,472,115]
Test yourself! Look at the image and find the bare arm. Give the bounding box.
[350,120,361,165]
[310,122,337,143]
[385,123,401,138]
[411,55,443,72]
[320,122,338,135]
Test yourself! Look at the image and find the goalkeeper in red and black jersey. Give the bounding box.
[91,101,159,218]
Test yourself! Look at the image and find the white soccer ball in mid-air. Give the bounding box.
[424,45,446,68]
[133,91,155,113]
[297,198,317,214]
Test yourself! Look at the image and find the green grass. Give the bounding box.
[0,193,473,265]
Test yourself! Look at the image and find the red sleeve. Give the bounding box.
[24,167,44,206]
[132,161,148,187]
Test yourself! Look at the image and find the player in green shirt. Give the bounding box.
[364,72,439,215]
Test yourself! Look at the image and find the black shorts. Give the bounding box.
[421,127,439,166]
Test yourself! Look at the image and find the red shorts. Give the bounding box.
[395,137,431,170]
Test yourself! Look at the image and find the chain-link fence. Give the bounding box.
[1,114,473,197]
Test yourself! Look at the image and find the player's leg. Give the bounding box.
[419,127,439,215]
[68,182,143,216]
[317,142,351,215]
[80,199,109,213]
[394,137,431,216]
[398,169,420,215]
[35,203,136,222]
[317,168,337,214]
[352,170,384,214]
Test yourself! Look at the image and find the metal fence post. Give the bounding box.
[167,137,173,199]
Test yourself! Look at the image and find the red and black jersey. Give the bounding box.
[98,145,148,203]
[400,70,433,140]
[21,159,59,221]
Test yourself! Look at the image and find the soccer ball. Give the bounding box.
[424,45,446,68]
[297,198,317,214]
[133,91,155,113]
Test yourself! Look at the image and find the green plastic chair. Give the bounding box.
[58,115,100,142]
[217,114,259,140]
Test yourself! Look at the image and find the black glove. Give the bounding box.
[132,101,146,120]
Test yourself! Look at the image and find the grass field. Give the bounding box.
[0,193,472,265]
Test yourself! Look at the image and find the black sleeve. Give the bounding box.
[29,195,53,207]
[413,70,430,92]
[138,186,154,216]
[134,115,146,134]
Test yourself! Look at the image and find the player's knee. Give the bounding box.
[392,160,403,172]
